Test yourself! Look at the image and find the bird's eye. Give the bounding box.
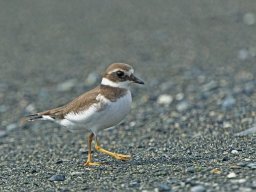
[116,71,125,77]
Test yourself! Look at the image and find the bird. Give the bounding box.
[24,63,144,166]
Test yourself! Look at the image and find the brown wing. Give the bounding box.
[30,86,100,120]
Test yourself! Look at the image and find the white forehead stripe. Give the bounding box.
[101,78,130,88]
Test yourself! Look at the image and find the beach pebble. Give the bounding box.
[57,79,77,92]
[227,172,237,178]
[243,12,255,25]
[49,174,65,181]
[157,94,173,105]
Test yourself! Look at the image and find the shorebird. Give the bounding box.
[25,63,144,166]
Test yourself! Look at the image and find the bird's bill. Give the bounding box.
[129,74,144,84]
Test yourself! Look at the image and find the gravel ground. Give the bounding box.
[1,1,256,191]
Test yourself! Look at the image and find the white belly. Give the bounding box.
[60,91,132,133]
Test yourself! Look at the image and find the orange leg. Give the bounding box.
[95,138,131,161]
[83,133,102,166]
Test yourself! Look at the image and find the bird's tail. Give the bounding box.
[25,114,43,121]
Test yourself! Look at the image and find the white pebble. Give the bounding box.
[243,12,255,25]
[57,79,77,92]
[223,122,232,128]
[157,94,173,105]
[25,103,36,113]
[238,49,249,60]
[85,72,99,86]
[227,172,237,178]
[231,149,239,155]
[175,93,184,101]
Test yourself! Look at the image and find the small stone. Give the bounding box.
[157,183,171,192]
[0,105,8,113]
[190,185,206,192]
[211,168,222,174]
[85,72,99,86]
[129,121,136,127]
[243,12,255,25]
[71,171,85,176]
[49,174,65,181]
[129,180,140,188]
[6,123,18,132]
[221,95,236,109]
[243,82,254,95]
[186,167,195,173]
[223,122,232,128]
[235,126,256,136]
[157,94,173,105]
[0,130,7,138]
[25,103,36,113]
[251,180,256,189]
[57,79,76,92]
[202,81,218,92]
[230,179,247,184]
[247,163,256,169]
[238,49,249,60]
[55,160,63,164]
[175,93,184,101]
[222,156,229,161]
[227,172,237,178]
[231,150,239,155]
[176,101,189,112]
[237,162,247,167]
[60,189,70,192]
[249,47,256,57]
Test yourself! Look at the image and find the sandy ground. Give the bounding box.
[0,1,256,191]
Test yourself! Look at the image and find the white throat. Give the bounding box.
[101,78,130,89]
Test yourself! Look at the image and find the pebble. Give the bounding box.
[175,93,184,101]
[247,163,256,169]
[223,122,232,128]
[85,72,99,86]
[222,156,229,161]
[186,166,195,173]
[230,179,247,184]
[0,130,7,138]
[176,101,189,112]
[190,185,206,192]
[6,123,18,132]
[202,81,218,92]
[243,82,254,95]
[0,105,8,113]
[249,46,256,57]
[129,180,140,188]
[157,94,173,105]
[57,79,77,92]
[49,174,66,181]
[71,171,86,176]
[231,150,239,155]
[227,172,237,178]
[238,49,249,60]
[235,126,256,136]
[0,83,8,92]
[25,103,36,113]
[211,168,222,174]
[157,183,171,192]
[221,95,236,109]
[243,12,255,25]
[251,181,256,189]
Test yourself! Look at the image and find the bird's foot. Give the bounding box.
[83,161,103,166]
[111,153,131,161]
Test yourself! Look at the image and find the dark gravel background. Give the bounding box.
[1,1,256,191]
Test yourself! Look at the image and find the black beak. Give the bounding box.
[130,74,144,84]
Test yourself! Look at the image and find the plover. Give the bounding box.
[25,63,144,166]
